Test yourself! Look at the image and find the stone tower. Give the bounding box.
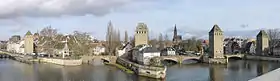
[209,24,224,58]
[24,31,34,54]
[256,30,269,56]
[135,23,149,46]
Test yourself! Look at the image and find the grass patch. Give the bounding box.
[105,63,134,74]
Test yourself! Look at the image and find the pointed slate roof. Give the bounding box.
[209,24,223,33]
[174,24,177,31]
[257,30,268,38]
[25,31,33,36]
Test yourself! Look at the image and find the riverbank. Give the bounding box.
[104,62,134,74]
[39,58,82,66]
[116,57,166,79]
[245,55,280,62]
[0,53,34,64]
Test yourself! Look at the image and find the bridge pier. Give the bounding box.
[0,54,11,59]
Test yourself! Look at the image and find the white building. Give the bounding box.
[7,40,25,54]
[160,47,176,56]
[131,44,160,65]
[117,42,133,57]
[93,45,105,55]
[249,42,256,54]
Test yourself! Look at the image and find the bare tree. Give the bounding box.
[124,30,128,43]
[164,34,170,47]
[71,31,93,56]
[158,33,164,50]
[40,25,57,37]
[149,39,158,48]
[39,26,58,57]
[105,21,121,56]
[267,29,280,55]
[129,36,135,47]
[106,21,114,55]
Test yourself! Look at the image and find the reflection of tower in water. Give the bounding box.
[256,61,269,76]
[209,65,224,81]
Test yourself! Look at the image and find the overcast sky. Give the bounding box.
[0,0,280,40]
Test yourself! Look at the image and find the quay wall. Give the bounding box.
[245,55,280,62]
[81,55,117,64]
[116,57,166,79]
[40,58,82,66]
[0,53,33,64]
[202,56,227,64]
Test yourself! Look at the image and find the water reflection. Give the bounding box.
[1,59,280,81]
[209,65,225,81]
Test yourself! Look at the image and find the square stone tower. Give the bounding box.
[135,23,149,46]
[24,31,34,54]
[256,30,269,56]
[209,24,224,58]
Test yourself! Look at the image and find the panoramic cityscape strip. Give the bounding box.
[1,22,280,81]
[1,0,280,81]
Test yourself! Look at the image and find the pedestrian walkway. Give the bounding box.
[249,68,280,81]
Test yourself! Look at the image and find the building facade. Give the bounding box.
[209,24,224,58]
[256,30,269,56]
[7,40,24,54]
[117,42,133,57]
[93,45,105,55]
[135,23,149,46]
[131,45,160,65]
[224,37,246,54]
[24,31,34,54]
[9,35,21,42]
[160,47,176,56]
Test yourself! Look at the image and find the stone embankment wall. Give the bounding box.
[246,55,280,62]
[81,55,117,64]
[202,56,227,64]
[40,58,82,66]
[116,57,166,79]
[0,53,34,64]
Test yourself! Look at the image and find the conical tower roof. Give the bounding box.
[25,31,33,36]
[257,30,268,38]
[209,24,223,33]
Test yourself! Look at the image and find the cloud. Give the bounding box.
[0,0,158,18]
[0,18,31,33]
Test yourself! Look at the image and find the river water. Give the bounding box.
[0,59,280,81]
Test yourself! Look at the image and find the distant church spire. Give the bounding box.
[173,24,177,41]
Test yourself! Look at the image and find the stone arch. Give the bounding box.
[101,58,110,63]
[182,58,201,64]
[161,58,178,65]
[227,56,242,60]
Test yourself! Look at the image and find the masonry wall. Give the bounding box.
[256,36,269,56]
[24,35,34,54]
[209,32,224,58]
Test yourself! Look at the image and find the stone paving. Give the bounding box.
[249,68,280,81]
